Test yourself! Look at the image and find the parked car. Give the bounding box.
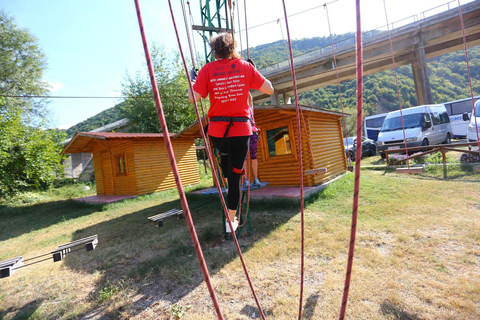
[344,136,377,161]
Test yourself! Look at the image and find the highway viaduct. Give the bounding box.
[252,0,480,106]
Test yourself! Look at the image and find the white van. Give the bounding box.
[376,105,452,159]
[464,99,480,145]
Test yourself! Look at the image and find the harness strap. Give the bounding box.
[210,116,249,122]
[210,116,250,139]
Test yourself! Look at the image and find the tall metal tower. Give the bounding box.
[192,0,231,63]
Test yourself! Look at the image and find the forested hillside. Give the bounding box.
[67,34,479,136]
[65,102,125,137]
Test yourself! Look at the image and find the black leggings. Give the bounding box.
[210,135,250,210]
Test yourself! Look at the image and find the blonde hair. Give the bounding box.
[209,33,240,60]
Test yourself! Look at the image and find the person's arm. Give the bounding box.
[188,85,202,103]
[259,79,274,95]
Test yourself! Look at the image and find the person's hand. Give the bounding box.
[247,58,256,69]
[190,67,199,82]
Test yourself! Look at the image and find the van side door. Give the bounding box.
[423,113,435,144]
[430,111,443,144]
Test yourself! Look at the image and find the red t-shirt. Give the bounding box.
[193,58,266,137]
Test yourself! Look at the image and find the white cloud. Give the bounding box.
[48,82,64,92]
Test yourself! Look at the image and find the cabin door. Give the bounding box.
[100,151,114,195]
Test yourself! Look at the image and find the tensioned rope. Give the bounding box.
[382,0,412,170]
[276,19,316,172]
[338,1,362,319]
[243,0,250,59]
[133,1,224,318]
[279,1,306,319]
[457,0,480,154]
[166,0,267,318]
[181,0,208,121]
[324,3,352,168]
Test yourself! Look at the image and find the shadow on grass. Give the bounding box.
[0,299,44,320]
[59,191,306,319]
[381,299,422,320]
[0,200,103,242]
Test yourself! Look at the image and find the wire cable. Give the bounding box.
[457,0,480,154]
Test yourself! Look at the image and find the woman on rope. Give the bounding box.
[189,32,273,233]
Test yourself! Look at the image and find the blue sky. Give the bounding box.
[1,0,472,129]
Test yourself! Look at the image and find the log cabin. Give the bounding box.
[62,132,199,196]
[179,104,350,187]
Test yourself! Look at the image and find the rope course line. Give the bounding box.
[457,0,480,154]
[166,0,267,318]
[279,1,305,318]
[0,95,156,99]
[243,0,249,59]
[134,1,224,318]
[324,3,352,168]
[382,0,412,171]
[339,0,362,318]
[181,0,208,121]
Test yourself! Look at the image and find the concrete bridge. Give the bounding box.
[252,1,480,105]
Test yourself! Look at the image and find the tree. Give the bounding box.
[120,45,197,134]
[0,11,65,197]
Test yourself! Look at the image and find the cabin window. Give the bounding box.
[266,126,292,156]
[115,154,127,175]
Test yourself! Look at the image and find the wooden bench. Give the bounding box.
[148,209,184,227]
[395,167,425,174]
[52,235,98,262]
[304,167,328,175]
[0,256,24,278]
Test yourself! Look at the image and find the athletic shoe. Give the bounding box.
[253,178,262,187]
[225,218,238,233]
[243,179,249,188]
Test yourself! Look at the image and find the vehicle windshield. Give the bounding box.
[474,102,480,117]
[343,137,355,146]
[381,113,424,132]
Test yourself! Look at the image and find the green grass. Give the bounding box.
[0,162,479,319]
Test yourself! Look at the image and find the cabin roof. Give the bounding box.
[176,104,350,138]
[63,132,179,154]
[253,104,350,117]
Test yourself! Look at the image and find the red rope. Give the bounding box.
[339,0,362,318]
[280,1,305,319]
[181,0,207,121]
[133,1,224,319]
[243,0,250,59]
[324,4,352,167]
[166,1,266,319]
[382,0,411,170]
[457,0,480,153]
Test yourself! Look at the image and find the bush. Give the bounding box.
[389,154,408,165]
[459,152,480,164]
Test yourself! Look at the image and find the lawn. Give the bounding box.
[0,158,479,319]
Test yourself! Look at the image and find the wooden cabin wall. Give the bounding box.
[254,109,346,187]
[132,139,199,195]
[254,110,314,186]
[92,152,105,195]
[108,140,138,195]
[307,113,347,184]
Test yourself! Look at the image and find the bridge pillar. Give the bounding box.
[283,93,292,104]
[411,44,433,105]
[271,90,280,105]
